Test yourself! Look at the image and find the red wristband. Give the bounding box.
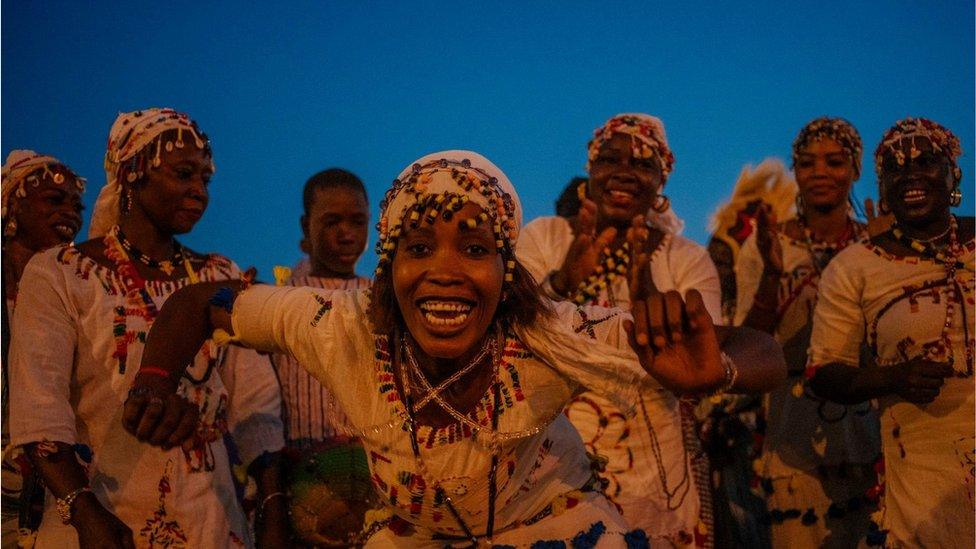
[138,366,173,379]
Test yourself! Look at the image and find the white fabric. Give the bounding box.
[808,240,975,548]
[517,215,721,538]
[735,231,880,547]
[230,284,648,544]
[386,150,522,243]
[8,246,283,548]
[272,274,371,445]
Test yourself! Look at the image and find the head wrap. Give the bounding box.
[375,150,520,278]
[874,117,963,185]
[792,117,863,178]
[587,113,675,181]
[2,150,85,222]
[89,108,212,238]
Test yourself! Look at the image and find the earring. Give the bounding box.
[121,186,133,215]
[950,186,962,207]
[3,218,16,238]
[651,194,670,213]
[795,194,806,219]
[877,198,890,215]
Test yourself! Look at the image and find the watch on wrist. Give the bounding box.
[57,486,93,524]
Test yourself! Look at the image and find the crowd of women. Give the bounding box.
[0,108,971,548]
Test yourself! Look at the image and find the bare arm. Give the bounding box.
[715,325,786,394]
[810,359,953,405]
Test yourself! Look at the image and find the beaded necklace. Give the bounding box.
[396,330,502,545]
[115,226,185,275]
[892,215,972,375]
[798,216,857,274]
[573,242,630,305]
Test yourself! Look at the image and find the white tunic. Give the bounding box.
[808,239,975,547]
[518,215,721,541]
[8,245,284,548]
[231,283,655,546]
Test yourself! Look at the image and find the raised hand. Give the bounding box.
[625,228,725,394]
[551,198,618,297]
[754,204,783,274]
[864,197,894,238]
[887,357,953,405]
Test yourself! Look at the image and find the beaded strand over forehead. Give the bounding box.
[2,150,85,220]
[874,117,963,183]
[374,156,519,282]
[792,117,863,177]
[587,113,675,181]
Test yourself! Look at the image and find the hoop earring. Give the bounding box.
[651,194,670,213]
[950,186,962,207]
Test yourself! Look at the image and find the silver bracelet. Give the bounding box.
[258,491,287,517]
[56,486,93,524]
[543,270,569,301]
[714,351,739,395]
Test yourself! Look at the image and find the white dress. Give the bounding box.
[808,238,975,548]
[231,283,657,547]
[736,229,880,548]
[8,245,284,548]
[518,215,721,544]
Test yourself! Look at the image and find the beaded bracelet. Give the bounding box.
[137,366,175,380]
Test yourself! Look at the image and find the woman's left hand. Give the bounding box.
[122,379,201,449]
[625,225,725,394]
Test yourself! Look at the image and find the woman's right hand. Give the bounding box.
[72,493,135,549]
[886,357,954,405]
[754,204,784,274]
[551,199,618,296]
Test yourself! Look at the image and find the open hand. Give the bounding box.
[625,227,725,394]
[551,199,618,296]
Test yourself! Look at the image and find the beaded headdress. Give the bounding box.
[792,117,863,178]
[2,149,85,221]
[374,151,521,281]
[587,113,675,182]
[874,117,962,184]
[89,108,212,238]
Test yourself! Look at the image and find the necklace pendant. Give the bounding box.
[159,261,175,276]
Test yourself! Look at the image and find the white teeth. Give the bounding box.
[419,300,473,313]
[423,311,469,326]
[53,225,74,237]
[902,189,927,202]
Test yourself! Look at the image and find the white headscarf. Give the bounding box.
[89,108,211,238]
[2,150,84,221]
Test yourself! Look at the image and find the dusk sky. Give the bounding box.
[3,1,973,276]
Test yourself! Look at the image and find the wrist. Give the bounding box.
[62,488,98,527]
[547,270,571,299]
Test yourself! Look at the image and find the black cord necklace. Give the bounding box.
[115,226,185,275]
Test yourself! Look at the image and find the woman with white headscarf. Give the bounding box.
[2,150,85,547]
[120,149,784,547]
[518,114,785,546]
[7,108,285,548]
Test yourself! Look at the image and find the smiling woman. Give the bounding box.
[120,149,783,546]
[7,108,286,548]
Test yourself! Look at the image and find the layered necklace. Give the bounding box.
[115,226,186,275]
[396,329,502,545]
[573,242,631,306]
[891,215,972,375]
[798,216,858,274]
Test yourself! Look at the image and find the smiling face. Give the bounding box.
[9,165,84,250]
[794,138,856,214]
[302,186,369,278]
[879,137,953,227]
[392,202,504,360]
[587,132,662,227]
[130,142,212,235]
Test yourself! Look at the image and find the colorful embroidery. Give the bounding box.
[139,460,188,547]
[310,294,333,327]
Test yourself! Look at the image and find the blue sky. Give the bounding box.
[3,1,973,277]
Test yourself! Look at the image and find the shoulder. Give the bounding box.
[956,215,975,242]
